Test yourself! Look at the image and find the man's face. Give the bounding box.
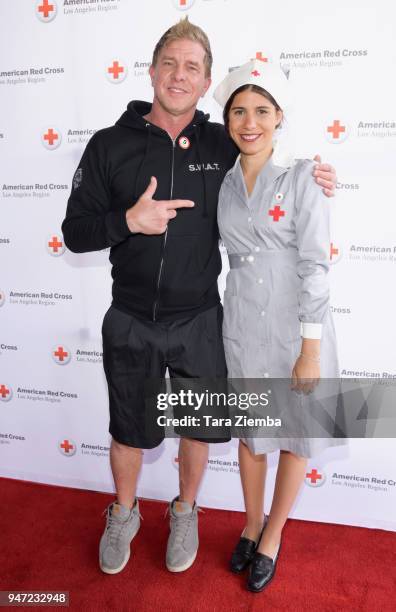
[149,38,211,117]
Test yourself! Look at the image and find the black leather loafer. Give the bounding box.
[230,536,257,573]
[247,541,281,592]
[230,516,268,574]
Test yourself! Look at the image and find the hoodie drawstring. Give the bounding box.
[133,123,152,202]
[193,124,209,218]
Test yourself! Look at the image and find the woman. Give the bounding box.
[214,60,343,592]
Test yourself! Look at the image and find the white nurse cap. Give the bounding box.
[213,59,291,111]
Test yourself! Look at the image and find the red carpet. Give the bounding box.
[1,477,395,611]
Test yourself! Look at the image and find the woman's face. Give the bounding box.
[228,89,282,156]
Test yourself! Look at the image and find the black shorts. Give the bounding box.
[102,304,230,449]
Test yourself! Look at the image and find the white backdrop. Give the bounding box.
[1,0,396,531]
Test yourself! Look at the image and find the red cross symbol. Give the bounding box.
[251,70,260,77]
[269,205,285,222]
[60,439,74,454]
[38,0,54,18]
[108,61,124,80]
[44,129,58,146]
[255,52,268,63]
[180,0,187,4]
[48,236,63,253]
[0,385,10,399]
[54,346,68,362]
[330,243,339,260]
[327,120,345,140]
[306,468,322,484]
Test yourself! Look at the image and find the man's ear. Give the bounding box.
[201,77,212,98]
[149,64,155,86]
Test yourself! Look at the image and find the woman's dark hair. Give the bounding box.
[223,84,282,132]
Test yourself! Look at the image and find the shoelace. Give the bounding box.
[164,506,204,545]
[170,513,193,545]
[102,505,143,548]
[106,511,125,547]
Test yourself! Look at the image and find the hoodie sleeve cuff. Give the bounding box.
[300,322,322,339]
[105,208,133,245]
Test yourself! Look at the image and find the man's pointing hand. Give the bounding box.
[126,176,195,235]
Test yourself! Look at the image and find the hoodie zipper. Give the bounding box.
[152,136,176,321]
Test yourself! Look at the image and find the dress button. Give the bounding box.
[260,310,265,316]
[240,256,245,262]
[254,246,260,252]
[247,216,252,222]
[257,278,263,284]
[263,372,269,378]
[247,255,254,263]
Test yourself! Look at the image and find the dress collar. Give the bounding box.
[225,150,292,203]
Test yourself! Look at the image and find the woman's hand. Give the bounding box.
[291,354,320,395]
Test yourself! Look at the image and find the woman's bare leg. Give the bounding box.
[239,440,267,541]
[257,450,307,558]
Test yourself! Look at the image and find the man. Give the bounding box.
[62,18,336,575]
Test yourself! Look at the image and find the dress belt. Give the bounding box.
[228,248,298,269]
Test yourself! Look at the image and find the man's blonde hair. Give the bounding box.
[152,17,213,77]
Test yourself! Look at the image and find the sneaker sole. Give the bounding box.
[166,550,197,573]
[99,521,140,575]
[100,548,131,575]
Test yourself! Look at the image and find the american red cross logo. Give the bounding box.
[38,0,54,18]
[44,129,58,146]
[54,346,68,362]
[60,439,74,454]
[47,234,65,256]
[0,385,10,399]
[52,345,71,365]
[251,70,260,77]
[36,0,57,22]
[255,52,268,63]
[48,236,63,253]
[42,127,61,150]
[269,205,285,222]
[330,242,339,260]
[327,120,346,140]
[108,61,124,80]
[306,468,322,484]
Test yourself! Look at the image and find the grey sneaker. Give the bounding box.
[99,500,141,574]
[166,497,199,573]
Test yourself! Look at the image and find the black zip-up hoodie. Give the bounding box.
[62,100,238,321]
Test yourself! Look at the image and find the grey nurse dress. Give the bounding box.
[218,155,344,458]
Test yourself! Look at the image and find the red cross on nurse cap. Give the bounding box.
[213,59,291,111]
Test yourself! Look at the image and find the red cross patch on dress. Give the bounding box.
[268,205,285,222]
